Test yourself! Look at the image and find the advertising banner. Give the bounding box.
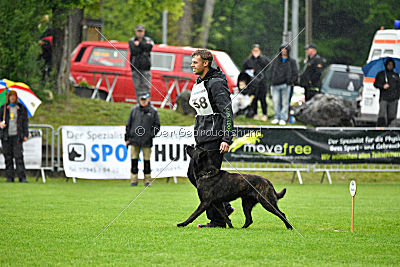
[0,129,42,169]
[226,127,400,164]
[62,126,195,179]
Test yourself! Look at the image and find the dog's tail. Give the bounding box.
[276,188,287,199]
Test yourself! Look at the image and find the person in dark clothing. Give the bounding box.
[128,24,154,99]
[299,44,324,101]
[188,49,235,228]
[242,44,270,121]
[270,44,298,125]
[38,15,52,81]
[0,91,29,183]
[125,93,160,186]
[373,58,400,126]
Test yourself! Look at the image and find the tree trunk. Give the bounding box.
[201,0,215,48]
[177,0,193,46]
[52,7,83,95]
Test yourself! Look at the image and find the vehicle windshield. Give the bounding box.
[213,51,240,78]
[329,71,363,91]
[88,47,127,67]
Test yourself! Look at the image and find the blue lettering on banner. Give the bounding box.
[90,144,128,162]
[102,144,113,161]
[91,144,100,162]
[115,144,127,162]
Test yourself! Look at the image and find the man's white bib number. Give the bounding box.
[189,81,214,115]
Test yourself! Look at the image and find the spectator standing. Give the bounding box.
[128,24,154,100]
[242,44,270,121]
[38,15,53,81]
[0,91,29,183]
[299,44,323,101]
[373,58,400,126]
[270,44,298,125]
[125,93,160,186]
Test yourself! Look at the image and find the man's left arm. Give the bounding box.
[210,80,234,151]
[152,109,161,137]
[290,59,299,85]
[311,58,323,85]
[141,37,154,53]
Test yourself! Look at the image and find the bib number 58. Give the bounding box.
[192,96,208,109]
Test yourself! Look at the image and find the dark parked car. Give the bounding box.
[320,64,364,100]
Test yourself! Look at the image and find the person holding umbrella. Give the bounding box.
[0,90,29,183]
[373,58,400,126]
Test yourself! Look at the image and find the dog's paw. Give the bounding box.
[177,222,187,227]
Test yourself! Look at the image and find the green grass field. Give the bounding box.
[1,178,399,266]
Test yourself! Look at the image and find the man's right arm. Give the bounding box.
[125,108,135,141]
[374,72,385,90]
[128,39,135,67]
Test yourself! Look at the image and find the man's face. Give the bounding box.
[139,98,149,106]
[191,55,208,75]
[305,48,316,57]
[387,61,394,71]
[281,48,288,57]
[136,30,145,39]
[9,95,17,104]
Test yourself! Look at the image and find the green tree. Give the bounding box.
[0,1,43,88]
[89,0,184,43]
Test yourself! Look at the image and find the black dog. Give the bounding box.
[177,146,293,229]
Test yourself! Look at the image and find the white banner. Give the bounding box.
[0,129,42,169]
[62,125,195,179]
[150,125,195,178]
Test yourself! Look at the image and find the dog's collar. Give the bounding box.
[196,169,221,180]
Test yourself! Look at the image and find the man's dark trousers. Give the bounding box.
[305,87,320,102]
[377,99,399,126]
[187,139,228,226]
[2,136,26,181]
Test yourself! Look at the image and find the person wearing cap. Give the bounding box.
[125,93,160,186]
[299,44,324,101]
[373,58,400,126]
[269,44,298,125]
[128,24,154,100]
[242,44,270,121]
[0,90,29,183]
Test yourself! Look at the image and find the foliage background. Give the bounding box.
[0,0,399,94]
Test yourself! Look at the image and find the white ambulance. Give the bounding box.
[359,21,400,125]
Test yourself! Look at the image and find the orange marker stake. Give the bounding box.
[349,180,357,232]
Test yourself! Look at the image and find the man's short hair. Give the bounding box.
[192,49,213,67]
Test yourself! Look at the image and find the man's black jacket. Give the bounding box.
[193,67,234,145]
[128,36,154,71]
[300,54,323,88]
[374,61,400,101]
[270,55,298,86]
[125,104,160,147]
[0,103,29,142]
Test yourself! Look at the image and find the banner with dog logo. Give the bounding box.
[62,126,130,179]
[0,129,42,169]
[62,126,195,179]
[226,126,400,164]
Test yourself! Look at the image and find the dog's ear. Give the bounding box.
[185,145,195,158]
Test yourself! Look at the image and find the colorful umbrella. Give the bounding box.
[0,79,42,117]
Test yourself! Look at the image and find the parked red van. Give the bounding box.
[70,41,239,107]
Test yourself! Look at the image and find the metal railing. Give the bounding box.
[0,124,56,183]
